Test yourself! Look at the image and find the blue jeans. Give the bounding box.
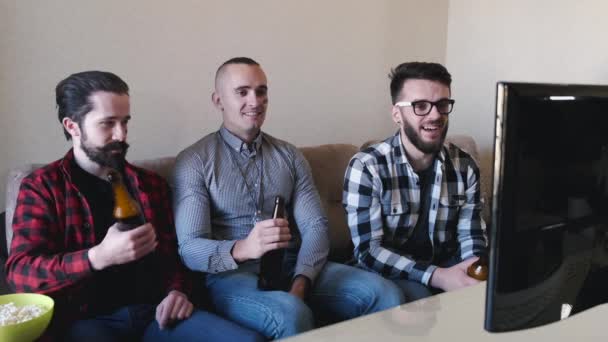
[63,304,265,342]
[206,261,404,339]
[390,255,463,303]
[390,279,437,302]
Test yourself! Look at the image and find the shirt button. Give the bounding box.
[83,223,90,229]
[432,204,436,210]
[393,208,397,214]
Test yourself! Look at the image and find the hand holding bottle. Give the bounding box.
[232,218,291,262]
[466,255,488,281]
[259,196,289,291]
[430,257,481,291]
[88,223,157,270]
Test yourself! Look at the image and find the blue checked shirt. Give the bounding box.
[342,133,487,285]
[172,127,329,283]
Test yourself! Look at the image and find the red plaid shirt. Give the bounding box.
[5,150,191,331]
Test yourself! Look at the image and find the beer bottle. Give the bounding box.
[467,254,488,281]
[258,196,287,291]
[107,170,145,231]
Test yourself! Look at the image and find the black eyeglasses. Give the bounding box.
[395,99,455,116]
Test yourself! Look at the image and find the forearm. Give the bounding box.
[457,167,488,258]
[289,275,311,300]
[289,151,330,283]
[174,190,248,272]
[231,239,250,263]
[156,231,192,294]
[293,223,329,283]
[8,185,94,293]
[179,237,239,273]
[356,243,437,285]
[6,249,93,293]
[163,260,191,295]
[347,207,435,284]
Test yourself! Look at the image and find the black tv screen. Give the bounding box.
[485,82,608,332]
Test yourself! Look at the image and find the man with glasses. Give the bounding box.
[342,62,487,302]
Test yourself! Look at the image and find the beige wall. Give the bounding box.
[0,0,449,209]
[446,0,608,205]
[4,1,608,214]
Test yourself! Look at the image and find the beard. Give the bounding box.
[402,119,448,155]
[81,137,130,170]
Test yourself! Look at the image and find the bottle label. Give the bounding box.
[115,216,144,231]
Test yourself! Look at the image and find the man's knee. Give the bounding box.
[209,291,314,339]
[266,294,315,338]
[356,272,405,312]
[375,277,406,309]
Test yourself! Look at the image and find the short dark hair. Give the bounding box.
[389,62,452,104]
[56,71,129,140]
[215,57,260,84]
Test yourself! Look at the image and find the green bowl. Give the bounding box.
[0,293,55,342]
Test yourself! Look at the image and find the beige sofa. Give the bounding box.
[3,135,480,264]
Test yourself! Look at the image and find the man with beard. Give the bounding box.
[5,71,263,342]
[342,62,487,302]
[172,57,403,340]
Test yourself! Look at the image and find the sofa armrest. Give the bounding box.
[5,164,44,255]
[0,211,6,259]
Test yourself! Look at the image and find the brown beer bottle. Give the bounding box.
[107,170,145,231]
[467,254,489,281]
[258,196,286,291]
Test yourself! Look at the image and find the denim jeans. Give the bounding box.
[390,255,463,303]
[63,304,265,342]
[206,261,404,339]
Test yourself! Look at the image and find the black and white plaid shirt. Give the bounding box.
[342,133,487,285]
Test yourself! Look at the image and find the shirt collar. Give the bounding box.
[219,125,263,154]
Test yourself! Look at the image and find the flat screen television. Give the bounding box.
[485,82,608,332]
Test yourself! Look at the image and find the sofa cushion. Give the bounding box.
[299,144,359,262]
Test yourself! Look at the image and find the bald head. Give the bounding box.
[214,57,261,90]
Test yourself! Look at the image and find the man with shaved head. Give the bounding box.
[172,57,403,339]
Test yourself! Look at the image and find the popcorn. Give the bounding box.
[0,302,47,326]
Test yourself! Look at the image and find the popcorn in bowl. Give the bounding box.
[0,302,48,326]
[0,293,55,342]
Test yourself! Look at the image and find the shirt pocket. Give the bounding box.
[381,201,411,241]
[437,195,466,234]
[381,201,409,216]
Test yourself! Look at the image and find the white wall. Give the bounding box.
[5,1,608,215]
[1,1,15,211]
[446,0,608,204]
[0,0,449,209]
